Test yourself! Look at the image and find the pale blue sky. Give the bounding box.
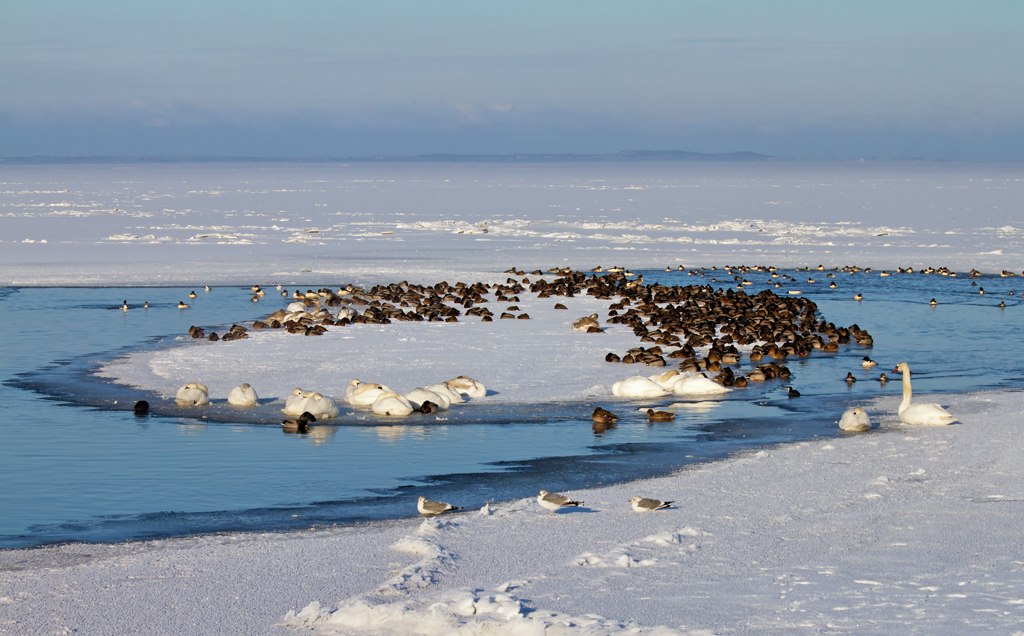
[2,1,1023,158]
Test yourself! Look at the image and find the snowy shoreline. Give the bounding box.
[3,389,1022,634]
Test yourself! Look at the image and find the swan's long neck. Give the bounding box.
[899,367,912,415]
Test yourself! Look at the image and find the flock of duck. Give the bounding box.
[134,264,972,524]
[155,265,965,435]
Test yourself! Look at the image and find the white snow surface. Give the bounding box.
[3,390,1023,634]
[4,162,1024,634]
[2,162,1023,287]
[97,293,666,405]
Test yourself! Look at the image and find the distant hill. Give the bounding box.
[0,150,782,165]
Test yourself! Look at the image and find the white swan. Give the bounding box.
[672,373,731,396]
[893,362,957,425]
[286,392,339,418]
[347,382,391,406]
[648,370,680,390]
[284,388,305,411]
[446,376,486,398]
[281,390,314,416]
[611,375,670,398]
[425,382,464,404]
[372,391,414,416]
[404,388,450,410]
[227,383,259,407]
[175,382,209,406]
[838,406,871,432]
[344,379,362,403]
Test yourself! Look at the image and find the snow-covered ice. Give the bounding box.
[2,161,1023,634]
[2,161,1022,287]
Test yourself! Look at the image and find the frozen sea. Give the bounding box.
[1,161,1023,550]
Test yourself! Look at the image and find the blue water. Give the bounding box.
[1,270,1022,549]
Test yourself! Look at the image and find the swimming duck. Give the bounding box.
[838,406,871,432]
[122,300,128,312]
[592,407,619,423]
[877,373,889,384]
[746,369,766,382]
[830,282,837,288]
[787,386,801,398]
[892,362,957,425]
[281,411,316,433]
[177,301,190,309]
[929,298,937,306]
[629,496,672,512]
[645,409,675,422]
[845,372,857,383]
[204,285,211,292]
[144,301,149,309]
[133,400,149,415]
[227,383,259,407]
[188,291,197,298]
[175,382,209,406]
[853,293,863,301]
[862,356,877,368]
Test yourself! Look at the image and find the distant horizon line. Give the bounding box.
[0,149,968,165]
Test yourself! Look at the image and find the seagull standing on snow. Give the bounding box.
[537,490,583,515]
[628,496,673,512]
[417,496,463,516]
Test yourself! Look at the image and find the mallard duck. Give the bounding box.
[645,409,675,422]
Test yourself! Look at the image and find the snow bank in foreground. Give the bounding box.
[4,390,1018,635]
